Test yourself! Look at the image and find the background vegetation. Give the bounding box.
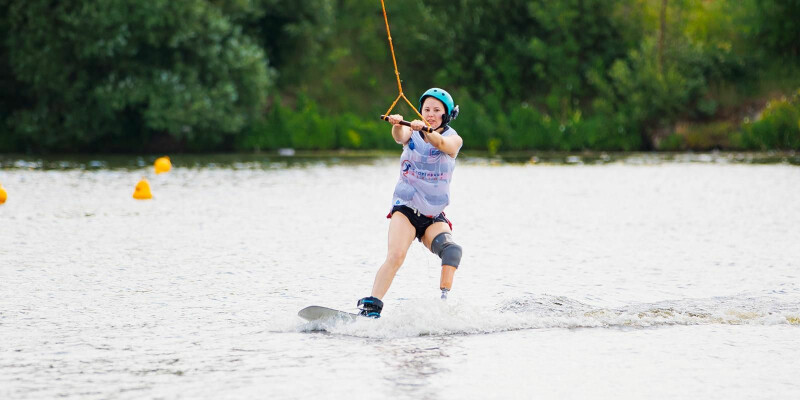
[1,0,799,153]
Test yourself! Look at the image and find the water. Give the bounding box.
[1,153,799,399]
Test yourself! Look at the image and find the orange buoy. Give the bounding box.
[154,156,172,174]
[0,182,7,204]
[133,178,152,199]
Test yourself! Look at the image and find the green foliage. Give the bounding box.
[657,133,685,151]
[397,0,641,113]
[0,0,798,153]
[750,0,800,60]
[451,92,504,151]
[2,0,272,152]
[587,28,749,148]
[674,121,734,150]
[236,96,394,151]
[735,91,800,150]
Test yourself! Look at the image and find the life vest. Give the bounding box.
[390,127,461,217]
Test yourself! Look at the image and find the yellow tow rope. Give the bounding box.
[380,0,430,129]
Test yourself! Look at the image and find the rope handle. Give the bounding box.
[380,115,434,133]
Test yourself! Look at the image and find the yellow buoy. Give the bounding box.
[0,183,7,204]
[154,156,172,174]
[133,178,152,200]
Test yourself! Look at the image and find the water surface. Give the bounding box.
[1,153,798,399]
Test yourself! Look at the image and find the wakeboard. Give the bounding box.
[298,306,362,322]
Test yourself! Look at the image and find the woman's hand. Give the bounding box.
[387,114,404,126]
[390,114,412,145]
[409,119,426,131]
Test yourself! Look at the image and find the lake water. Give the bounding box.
[1,153,799,399]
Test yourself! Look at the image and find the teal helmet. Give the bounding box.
[418,88,459,126]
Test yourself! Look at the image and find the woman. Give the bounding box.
[357,88,464,318]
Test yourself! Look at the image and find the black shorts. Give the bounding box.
[388,205,453,241]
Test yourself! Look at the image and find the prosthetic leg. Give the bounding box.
[431,232,462,300]
[440,265,457,299]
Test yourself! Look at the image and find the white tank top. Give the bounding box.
[391,127,461,217]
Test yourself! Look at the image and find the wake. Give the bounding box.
[293,293,800,338]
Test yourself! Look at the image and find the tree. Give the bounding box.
[753,0,800,60]
[3,0,272,152]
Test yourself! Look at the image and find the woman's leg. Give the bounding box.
[422,222,460,292]
[370,212,417,299]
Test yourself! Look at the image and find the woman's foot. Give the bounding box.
[357,296,383,318]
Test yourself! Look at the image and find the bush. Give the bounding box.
[334,112,395,150]
[735,90,800,150]
[684,121,734,150]
[237,97,397,151]
[657,133,686,151]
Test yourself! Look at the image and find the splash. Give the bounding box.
[291,294,800,338]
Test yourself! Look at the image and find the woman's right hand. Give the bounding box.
[387,114,403,126]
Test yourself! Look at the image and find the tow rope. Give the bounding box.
[379,0,433,132]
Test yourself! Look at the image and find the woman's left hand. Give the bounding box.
[409,119,426,131]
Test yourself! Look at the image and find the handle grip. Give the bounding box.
[380,115,434,133]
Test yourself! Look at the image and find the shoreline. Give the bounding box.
[1,150,798,170]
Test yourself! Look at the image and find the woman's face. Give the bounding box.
[421,97,445,128]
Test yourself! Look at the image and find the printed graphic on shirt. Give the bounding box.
[400,159,451,182]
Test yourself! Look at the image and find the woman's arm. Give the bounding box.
[409,120,463,158]
[387,114,412,144]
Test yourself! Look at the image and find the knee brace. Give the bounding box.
[431,232,462,268]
